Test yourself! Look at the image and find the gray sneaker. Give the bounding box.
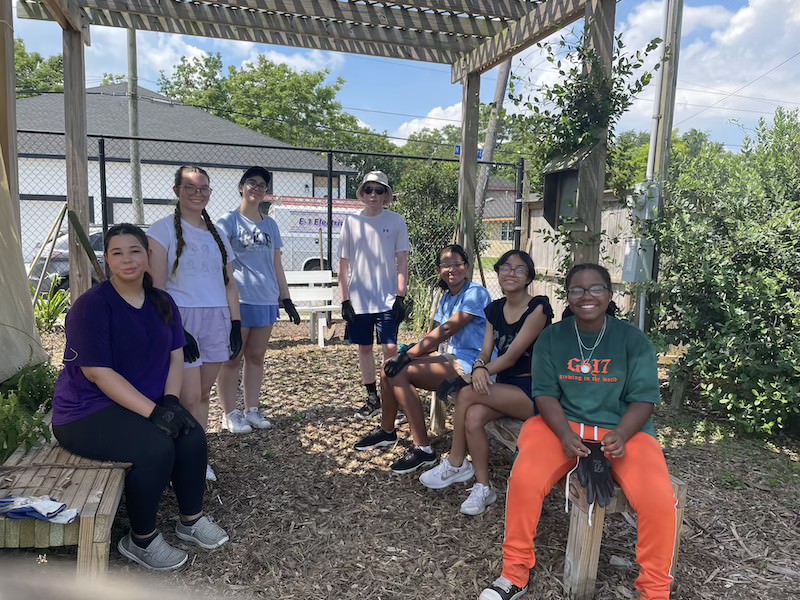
[175,515,229,550]
[117,532,188,571]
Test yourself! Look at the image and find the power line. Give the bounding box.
[675,49,800,127]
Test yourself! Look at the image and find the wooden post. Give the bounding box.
[571,0,616,265]
[0,0,19,234]
[63,25,91,300]
[457,71,480,273]
[564,503,607,600]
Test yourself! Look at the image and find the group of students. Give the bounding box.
[51,168,678,599]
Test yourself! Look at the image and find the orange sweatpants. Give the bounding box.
[500,416,678,600]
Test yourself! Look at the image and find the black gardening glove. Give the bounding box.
[384,351,412,378]
[149,396,196,439]
[183,329,200,363]
[435,377,469,402]
[576,441,616,508]
[341,300,356,324]
[229,320,242,360]
[161,394,197,436]
[391,295,406,323]
[282,298,301,325]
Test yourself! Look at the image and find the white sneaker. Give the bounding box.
[419,457,475,490]
[223,409,252,434]
[205,464,217,482]
[244,408,273,429]
[460,483,497,516]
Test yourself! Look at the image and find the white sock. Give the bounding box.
[418,445,433,454]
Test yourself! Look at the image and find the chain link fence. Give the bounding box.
[19,130,520,317]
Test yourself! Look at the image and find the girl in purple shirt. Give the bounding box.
[52,224,228,571]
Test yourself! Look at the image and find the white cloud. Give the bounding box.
[393,103,462,145]
[241,48,345,73]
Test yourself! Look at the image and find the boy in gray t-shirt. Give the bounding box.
[338,171,410,419]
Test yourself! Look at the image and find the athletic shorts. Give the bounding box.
[179,306,231,368]
[240,304,280,329]
[347,310,400,346]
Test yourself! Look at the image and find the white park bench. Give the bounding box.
[282,270,337,347]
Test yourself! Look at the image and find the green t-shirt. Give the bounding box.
[532,316,660,437]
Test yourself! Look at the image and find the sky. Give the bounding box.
[11,0,800,152]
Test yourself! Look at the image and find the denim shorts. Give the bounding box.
[240,304,280,328]
[179,306,231,368]
[347,310,400,345]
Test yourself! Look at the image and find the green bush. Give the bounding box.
[0,364,57,462]
[33,276,70,332]
[654,109,800,434]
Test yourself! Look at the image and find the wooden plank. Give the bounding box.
[85,0,485,52]
[285,270,334,285]
[452,0,587,81]
[564,501,607,600]
[94,469,126,543]
[17,517,36,547]
[34,517,52,548]
[76,500,98,577]
[457,71,480,268]
[0,0,20,229]
[4,517,21,547]
[395,0,531,19]
[218,0,508,36]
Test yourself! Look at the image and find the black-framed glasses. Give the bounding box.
[498,264,528,276]
[179,184,213,196]
[363,185,387,195]
[439,261,466,270]
[566,284,609,298]
[245,179,268,192]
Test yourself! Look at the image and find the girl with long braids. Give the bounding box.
[148,166,242,482]
[52,224,228,571]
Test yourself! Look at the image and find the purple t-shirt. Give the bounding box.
[52,281,185,426]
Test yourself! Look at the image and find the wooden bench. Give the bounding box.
[485,417,688,600]
[283,270,337,348]
[0,441,130,577]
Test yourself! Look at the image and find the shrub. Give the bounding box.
[33,276,70,332]
[0,364,57,462]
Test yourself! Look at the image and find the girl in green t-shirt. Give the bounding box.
[479,263,678,600]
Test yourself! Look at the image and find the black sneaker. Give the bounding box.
[354,396,381,419]
[390,447,437,474]
[478,576,528,600]
[354,427,397,451]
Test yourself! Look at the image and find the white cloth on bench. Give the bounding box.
[0,495,79,523]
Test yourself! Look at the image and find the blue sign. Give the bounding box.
[454,145,483,159]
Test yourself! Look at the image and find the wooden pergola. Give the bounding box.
[4,0,617,298]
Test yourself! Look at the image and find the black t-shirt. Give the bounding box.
[485,295,553,381]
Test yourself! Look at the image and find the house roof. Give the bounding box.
[16,83,356,174]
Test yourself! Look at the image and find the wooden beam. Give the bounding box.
[83,0,481,53]
[62,25,91,300]
[216,0,509,37]
[457,71,480,271]
[0,0,20,233]
[41,0,90,42]
[451,0,587,82]
[391,1,533,19]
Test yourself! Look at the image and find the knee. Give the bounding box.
[243,348,265,366]
[135,432,176,471]
[177,426,207,456]
[464,406,487,435]
[357,345,373,358]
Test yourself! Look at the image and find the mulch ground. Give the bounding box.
[10,323,800,599]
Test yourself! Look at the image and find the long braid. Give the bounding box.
[201,208,229,286]
[171,203,185,279]
[143,271,173,325]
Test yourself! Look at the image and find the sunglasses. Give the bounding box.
[363,185,387,195]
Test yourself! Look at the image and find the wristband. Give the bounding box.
[473,365,489,373]
[473,358,486,368]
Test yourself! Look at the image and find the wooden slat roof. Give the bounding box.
[18,0,589,82]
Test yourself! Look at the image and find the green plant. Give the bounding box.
[0,363,57,414]
[653,109,800,434]
[33,276,70,332]
[0,391,51,463]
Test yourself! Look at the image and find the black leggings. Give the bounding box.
[53,404,207,535]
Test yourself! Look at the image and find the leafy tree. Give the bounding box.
[14,39,63,97]
[654,108,800,434]
[100,73,126,86]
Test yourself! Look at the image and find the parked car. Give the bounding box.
[28,227,105,292]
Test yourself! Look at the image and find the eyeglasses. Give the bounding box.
[566,284,609,298]
[498,264,528,276]
[363,185,387,195]
[439,261,466,271]
[245,179,268,192]
[179,184,213,196]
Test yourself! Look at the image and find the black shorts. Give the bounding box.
[497,374,538,414]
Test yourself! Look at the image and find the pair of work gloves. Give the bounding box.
[576,441,616,508]
[148,394,196,439]
[342,296,407,325]
[182,298,302,363]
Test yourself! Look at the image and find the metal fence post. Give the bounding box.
[513,157,524,250]
[327,151,333,270]
[99,137,109,235]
